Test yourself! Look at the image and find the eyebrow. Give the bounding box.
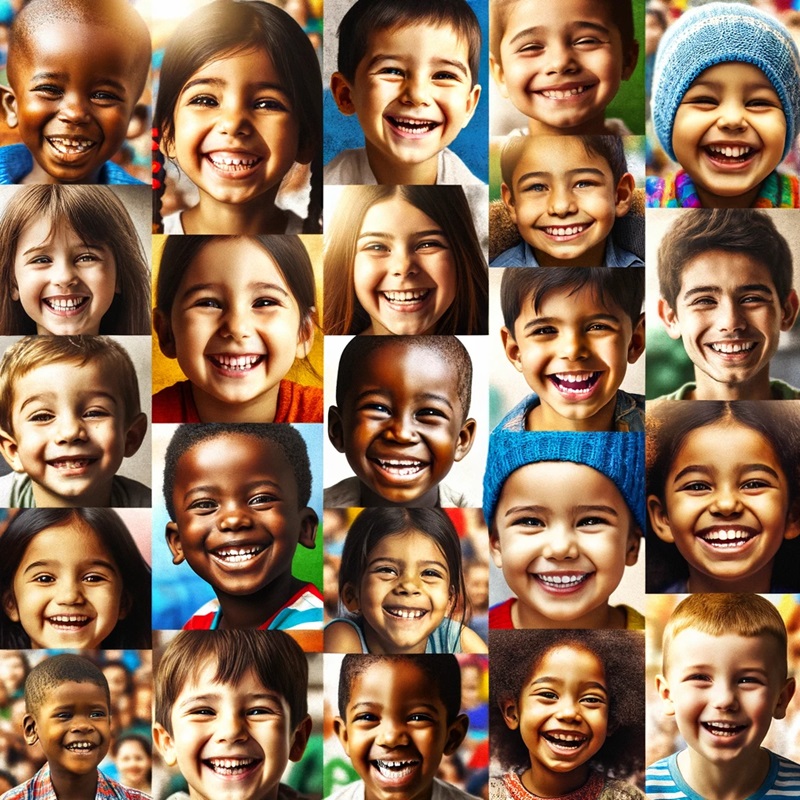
[357,229,446,241]
[180,282,289,300]
[530,676,607,692]
[180,77,288,94]
[682,284,774,300]
[22,558,118,576]
[672,463,781,482]
[20,241,106,257]
[517,167,607,184]
[18,392,117,413]
[522,313,620,333]
[366,54,469,78]
[508,21,611,47]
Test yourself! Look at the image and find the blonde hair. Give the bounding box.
[0,336,141,435]
[662,593,788,676]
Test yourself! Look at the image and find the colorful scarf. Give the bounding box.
[646,170,799,208]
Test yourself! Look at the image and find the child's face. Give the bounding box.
[155,238,312,420]
[672,63,786,208]
[342,530,453,654]
[353,196,457,336]
[23,680,110,779]
[4,21,144,183]
[331,23,480,176]
[12,218,117,336]
[658,252,798,395]
[0,360,146,507]
[503,285,644,430]
[334,660,467,800]
[490,0,637,135]
[154,661,308,800]
[490,461,639,629]
[329,342,476,506]
[500,646,607,793]
[167,48,307,209]
[501,137,633,267]
[647,421,800,590]
[115,739,151,787]
[166,433,316,599]
[3,519,126,649]
[656,630,794,769]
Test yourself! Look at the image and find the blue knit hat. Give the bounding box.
[483,430,646,533]
[652,2,800,161]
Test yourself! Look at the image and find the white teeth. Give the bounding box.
[376,459,424,475]
[543,225,588,236]
[383,290,430,302]
[536,574,588,587]
[546,733,585,742]
[48,138,95,154]
[374,760,419,778]
[388,116,439,133]
[386,607,427,619]
[209,155,259,169]
[213,546,263,563]
[541,86,589,99]
[708,145,753,159]
[704,721,744,736]
[709,342,756,354]
[50,459,92,469]
[66,742,94,750]
[213,354,262,369]
[45,297,86,310]
[207,757,256,774]
[700,529,754,546]
[554,372,594,383]
[49,615,90,623]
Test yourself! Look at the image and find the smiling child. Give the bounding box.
[485,429,644,630]
[497,268,645,432]
[489,0,640,136]
[332,654,476,800]
[326,336,477,508]
[648,594,800,800]
[0,0,150,185]
[162,423,322,635]
[655,209,799,401]
[326,0,483,185]
[648,3,800,208]
[492,136,639,268]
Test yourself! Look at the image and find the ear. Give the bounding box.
[11,286,18,301]
[23,713,39,746]
[780,289,799,332]
[443,713,469,755]
[333,715,351,754]
[655,674,675,717]
[289,714,313,762]
[328,406,346,453]
[165,522,185,565]
[501,326,523,373]
[621,40,640,81]
[773,677,796,720]
[123,413,148,458]
[625,527,642,567]
[153,722,178,767]
[499,698,520,730]
[784,515,800,541]
[489,53,509,98]
[500,182,518,226]
[330,72,357,116]
[453,418,477,463]
[647,495,675,543]
[614,172,635,217]
[489,529,504,569]
[297,507,318,550]
[295,312,316,359]
[341,581,360,614]
[1,86,18,128]
[657,297,682,341]
[461,84,481,128]
[126,103,149,141]
[153,309,177,359]
[627,313,646,365]
[2,589,20,623]
[0,429,24,473]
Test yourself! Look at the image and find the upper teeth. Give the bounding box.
[544,225,587,236]
[383,290,429,302]
[386,608,426,619]
[209,156,258,167]
[537,574,587,586]
[214,546,262,563]
[708,145,752,158]
[46,297,85,309]
[541,86,589,98]
[208,758,255,768]
[49,138,94,153]
[701,529,753,542]
[49,615,89,623]
[554,372,595,383]
[376,760,417,768]
[709,342,755,353]
[214,354,261,368]
[67,742,93,750]
[389,117,438,132]
[546,732,585,742]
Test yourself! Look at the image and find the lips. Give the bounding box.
[209,543,267,566]
[65,740,98,752]
[371,758,421,783]
[385,115,442,137]
[533,572,593,592]
[548,371,601,398]
[204,756,261,776]
[695,527,759,549]
[43,296,89,316]
[384,606,428,620]
[703,143,758,167]
[538,222,595,241]
[542,730,589,750]
[369,457,428,479]
[706,341,757,356]
[47,456,97,472]
[536,83,595,100]
[46,136,97,157]
[205,151,263,176]
[47,614,92,631]
[207,353,265,375]
[381,289,432,304]
[702,721,748,737]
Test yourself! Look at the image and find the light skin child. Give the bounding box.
[490,461,640,629]
[153,657,311,800]
[672,63,787,208]
[166,432,317,629]
[334,659,469,800]
[501,137,634,266]
[490,0,639,136]
[502,284,644,431]
[114,738,151,793]
[23,679,112,800]
[328,340,477,507]
[331,22,481,185]
[647,421,800,593]
[153,238,315,423]
[1,12,149,184]
[499,645,610,797]
[658,251,799,400]
[656,630,795,800]
[0,360,147,507]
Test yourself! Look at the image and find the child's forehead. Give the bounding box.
[513,139,613,185]
[518,284,623,321]
[669,629,782,670]
[176,434,292,479]
[349,659,439,703]
[364,20,471,61]
[13,360,119,402]
[678,251,776,294]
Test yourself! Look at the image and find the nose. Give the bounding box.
[716,299,746,333]
[390,248,420,279]
[394,571,422,596]
[58,92,91,124]
[711,682,739,711]
[542,524,580,560]
[55,414,88,445]
[219,304,253,341]
[710,484,743,517]
[215,97,253,137]
[545,41,578,75]
[50,258,79,288]
[376,717,410,748]
[214,708,248,744]
[218,503,254,532]
[401,72,431,106]
[548,184,578,217]
[559,328,588,361]
[56,576,84,606]
[716,97,748,131]
[383,411,418,443]
[554,696,581,721]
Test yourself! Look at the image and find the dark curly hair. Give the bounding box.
[489,630,644,779]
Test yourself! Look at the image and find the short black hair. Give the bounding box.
[337,0,481,86]
[163,423,312,520]
[501,267,644,331]
[335,336,472,419]
[338,654,462,723]
[490,630,644,778]
[25,654,110,717]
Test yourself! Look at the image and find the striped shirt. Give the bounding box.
[0,766,151,800]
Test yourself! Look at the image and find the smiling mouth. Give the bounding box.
[385,115,442,136]
[539,223,594,240]
[702,721,748,737]
[205,757,260,776]
[47,136,97,156]
[534,573,592,591]
[707,341,757,355]
[705,144,757,163]
[210,545,266,565]
[542,731,588,749]
[66,741,97,752]
[47,615,92,630]
[549,371,601,397]
[384,607,428,620]
[208,354,265,372]
[372,759,420,779]
[47,457,97,471]
[537,84,594,100]
[371,458,427,476]
[696,528,759,548]
[382,289,432,304]
[43,297,89,314]
[206,154,263,173]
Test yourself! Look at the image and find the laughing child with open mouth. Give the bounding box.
[490,629,645,800]
[648,3,800,208]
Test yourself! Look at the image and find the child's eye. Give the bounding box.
[89,709,108,718]
[91,91,122,103]
[522,182,547,193]
[83,573,109,584]
[415,239,449,252]
[377,66,405,77]
[686,673,711,683]
[533,690,558,701]
[360,402,391,415]
[586,322,613,332]
[192,297,223,309]
[33,84,63,98]
[83,408,110,419]
[187,499,219,512]
[408,713,434,722]
[738,676,764,685]
[577,516,610,528]
[432,71,459,82]
[187,707,216,717]
[254,97,289,112]
[28,411,55,423]
[416,407,448,421]
[352,712,378,723]
[248,706,278,716]
[529,325,557,336]
[746,97,780,109]
[740,479,771,490]
[249,493,278,505]
[573,36,606,48]
[362,242,390,253]
[575,180,599,190]
[76,252,102,263]
[421,568,446,580]
[32,574,56,584]
[679,481,711,492]
[740,294,769,305]
[511,516,546,529]
[517,42,544,55]
[684,94,718,107]
[253,297,280,308]
[689,296,717,307]
[373,566,399,576]
[187,94,219,108]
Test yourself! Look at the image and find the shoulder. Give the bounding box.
[489,776,510,800]
[489,599,515,629]
[765,750,800,793]
[770,379,800,399]
[99,161,145,185]
[0,143,33,183]
[653,383,695,402]
[438,149,484,186]
[490,241,530,267]
[600,778,644,800]
[645,174,669,208]
[645,754,686,799]
[152,381,197,423]
[100,769,152,799]
[324,149,375,185]
[183,598,221,630]
[496,395,539,433]
[161,211,185,234]
[324,477,361,507]
[275,379,324,423]
[614,392,645,432]
[460,625,488,654]
[328,781,364,800]
[266,584,323,631]
[325,618,366,653]
[432,777,481,800]
[111,475,151,508]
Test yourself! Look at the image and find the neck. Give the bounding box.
[692,369,773,401]
[512,599,625,630]
[217,571,304,629]
[687,562,775,594]
[183,189,287,234]
[48,764,99,800]
[678,747,770,800]
[521,763,591,797]
[364,144,439,185]
[190,382,280,423]
[527,398,617,432]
